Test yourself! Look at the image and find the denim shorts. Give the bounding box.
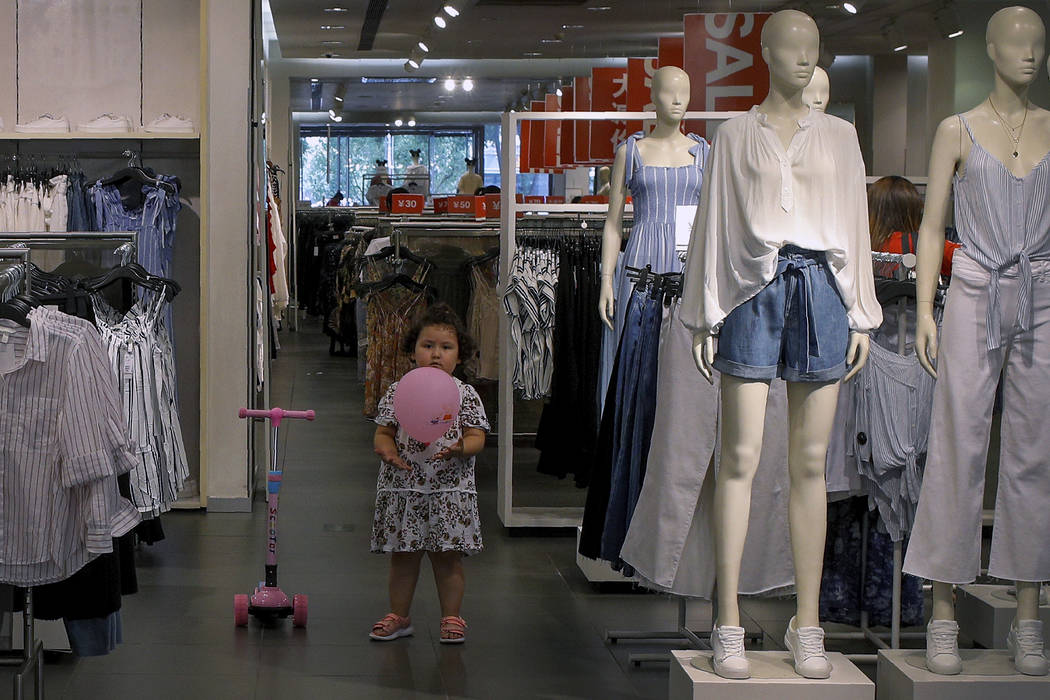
[713,245,848,382]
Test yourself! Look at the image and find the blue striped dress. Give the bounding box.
[598,132,709,411]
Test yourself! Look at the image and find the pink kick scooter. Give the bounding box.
[234,406,315,627]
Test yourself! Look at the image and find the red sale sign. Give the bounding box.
[684,13,771,117]
[658,36,684,69]
[448,196,485,219]
[544,93,561,169]
[574,76,594,165]
[589,66,628,163]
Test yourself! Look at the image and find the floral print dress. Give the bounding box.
[371,376,489,555]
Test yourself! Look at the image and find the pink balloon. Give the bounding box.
[393,367,460,444]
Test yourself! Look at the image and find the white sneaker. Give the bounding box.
[784,616,832,679]
[1008,619,1049,676]
[925,619,963,675]
[78,113,134,133]
[709,622,750,679]
[14,114,69,133]
[144,113,194,133]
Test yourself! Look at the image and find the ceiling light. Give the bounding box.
[883,22,908,53]
[321,40,344,46]
[333,95,343,102]
[394,118,403,127]
[540,38,563,44]
[320,25,344,30]
[406,58,420,70]
[322,53,342,58]
[434,15,447,29]
[935,3,964,40]
[417,40,429,53]
[842,2,858,14]
[462,77,474,92]
[444,78,456,91]
[443,4,460,18]
[310,78,319,83]
[556,87,563,97]
[562,24,584,29]
[324,7,349,12]
[523,51,543,57]
[587,5,612,11]
[328,108,342,122]
[408,117,416,127]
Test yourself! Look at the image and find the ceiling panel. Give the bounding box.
[270,0,957,61]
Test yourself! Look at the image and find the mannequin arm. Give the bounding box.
[598,146,629,330]
[842,331,869,382]
[690,331,715,384]
[914,117,962,378]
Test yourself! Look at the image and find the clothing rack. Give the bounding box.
[0,248,30,301]
[498,108,741,528]
[823,249,927,665]
[0,255,43,700]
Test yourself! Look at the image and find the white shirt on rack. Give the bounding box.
[680,106,882,335]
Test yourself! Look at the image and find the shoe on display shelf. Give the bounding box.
[78,113,134,133]
[710,622,750,679]
[14,114,70,133]
[925,618,963,675]
[1007,618,1049,676]
[784,615,832,679]
[144,113,194,133]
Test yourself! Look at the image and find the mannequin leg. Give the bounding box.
[1016,581,1041,621]
[931,581,956,621]
[785,380,840,628]
[713,375,771,627]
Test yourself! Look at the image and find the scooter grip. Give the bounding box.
[282,409,316,421]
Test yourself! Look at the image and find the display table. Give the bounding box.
[956,584,1050,650]
[669,650,873,700]
[877,649,1050,700]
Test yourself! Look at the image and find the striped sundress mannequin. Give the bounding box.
[597,131,709,411]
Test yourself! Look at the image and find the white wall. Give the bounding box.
[204,0,252,507]
[872,54,908,176]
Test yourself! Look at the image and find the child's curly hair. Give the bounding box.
[401,302,477,367]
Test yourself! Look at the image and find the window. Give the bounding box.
[299,126,484,206]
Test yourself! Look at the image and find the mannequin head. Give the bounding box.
[802,66,830,112]
[409,148,422,163]
[598,166,611,186]
[465,157,477,172]
[650,66,690,124]
[760,10,820,95]
[986,6,1045,87]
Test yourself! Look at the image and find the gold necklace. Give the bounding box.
[988,96,1029,158]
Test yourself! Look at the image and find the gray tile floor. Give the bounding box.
[3,320,890,699]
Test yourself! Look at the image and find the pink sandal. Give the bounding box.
[440,615,467,644]
[370,613,414,641]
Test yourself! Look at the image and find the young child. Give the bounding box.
[369,303,489,644]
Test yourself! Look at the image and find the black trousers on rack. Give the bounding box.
[534,238,603,487]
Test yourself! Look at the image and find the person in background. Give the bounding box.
[325,190,344,207]
[869,175,959,277]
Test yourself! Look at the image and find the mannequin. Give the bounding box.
[456,158,484,195]
[904,6,1050,677]
[405,149,429,195]
[596,165,611,196]
[365,160,392,206]
[802,66,830,113]
[596,66,709,409]
[680,10,881,680]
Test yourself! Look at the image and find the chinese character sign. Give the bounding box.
[626,57,657,136]
[590,66,628,163]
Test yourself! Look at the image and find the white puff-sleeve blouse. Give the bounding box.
[680,106,882,335]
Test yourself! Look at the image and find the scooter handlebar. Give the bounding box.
[238,407,316,423]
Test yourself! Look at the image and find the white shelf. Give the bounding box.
[0,131,200,140]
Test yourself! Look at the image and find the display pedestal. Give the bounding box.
[877,649,1050,700]
[575,526,629,583]
[669,650,873,700]
[956,584,1050,650]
